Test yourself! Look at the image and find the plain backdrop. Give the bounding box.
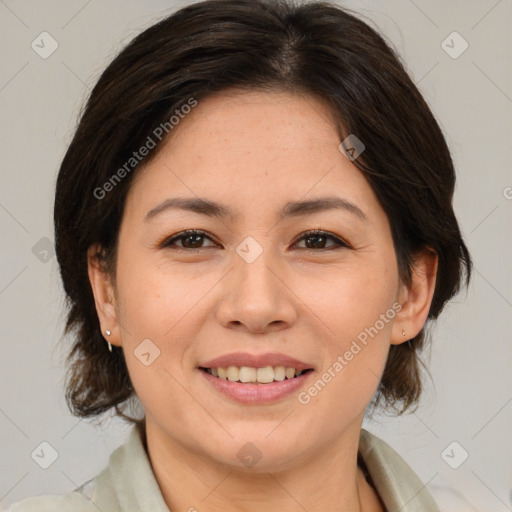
[1,1,511,510]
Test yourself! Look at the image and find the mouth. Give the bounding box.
[198,352,315,403]
[199,365,314,384]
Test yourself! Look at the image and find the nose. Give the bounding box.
[215,250,298,334]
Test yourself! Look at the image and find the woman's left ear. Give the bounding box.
[392,246,438,345]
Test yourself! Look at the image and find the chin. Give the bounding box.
[203,431,312,473]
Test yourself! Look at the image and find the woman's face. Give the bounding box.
[102,90,410,470]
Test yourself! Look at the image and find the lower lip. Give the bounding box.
[199,369,313,404]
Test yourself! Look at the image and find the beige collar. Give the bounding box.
[358,428,440,511]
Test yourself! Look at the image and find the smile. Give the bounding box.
[201,365,313,384]
[198,352,315,403]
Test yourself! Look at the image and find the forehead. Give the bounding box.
[167,89,340,156]
[126,89,382,224]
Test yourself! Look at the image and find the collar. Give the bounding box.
[358,428,440,511]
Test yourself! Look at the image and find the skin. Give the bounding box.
[88,89,438,512]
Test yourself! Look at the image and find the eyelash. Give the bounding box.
[160,229,351,251]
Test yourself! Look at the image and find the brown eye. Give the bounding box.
[162,230,217,249]
[294,230,349,250]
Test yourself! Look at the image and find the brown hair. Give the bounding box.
[54,0,471,424]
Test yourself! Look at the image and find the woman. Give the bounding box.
[9,0,472,510]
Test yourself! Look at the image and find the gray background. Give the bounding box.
[1,0,511,510]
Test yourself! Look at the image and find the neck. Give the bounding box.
[143,417,383,512]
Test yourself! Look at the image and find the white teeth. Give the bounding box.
[256,366,274,384]
[274,365,286,381]
[226,366,239,382]
[239,366,257,383]
[206,365,308,384]
[285,367,296,379]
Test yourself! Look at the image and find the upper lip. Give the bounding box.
[200,352,314,371]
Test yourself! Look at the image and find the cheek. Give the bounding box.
[318,259,398,344]
[113,255,216,397]
[115,256,204,337]
[300,257,398,411]
[112,259,184,384]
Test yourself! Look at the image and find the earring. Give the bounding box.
[105,330,112,352]
[402,329,406,337]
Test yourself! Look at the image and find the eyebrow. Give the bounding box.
[144,196,367,223]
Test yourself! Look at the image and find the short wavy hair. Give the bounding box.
[54,0,472,425]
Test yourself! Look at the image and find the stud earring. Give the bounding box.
[105,330,112,352]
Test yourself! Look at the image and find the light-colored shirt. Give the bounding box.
[8,424,441,511]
